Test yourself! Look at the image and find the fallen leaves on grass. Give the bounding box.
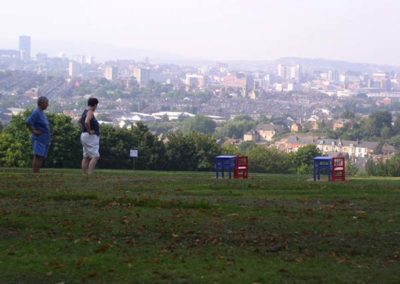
[94,243,113,253]
[76,257,90,269]
[50,262,66,270]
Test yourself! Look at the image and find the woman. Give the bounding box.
[80,97,100,176]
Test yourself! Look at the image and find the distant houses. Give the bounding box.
[316,138,377,158]
[256,124,278,141]
[243,123,285,142]
[243,130,260,142]
[274,135,397,160]
[290,123,302,132]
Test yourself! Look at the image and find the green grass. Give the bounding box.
[0,168,400,283]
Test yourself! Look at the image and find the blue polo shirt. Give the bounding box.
[26,108,51,145]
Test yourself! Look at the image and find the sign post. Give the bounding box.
[130,149,138,170]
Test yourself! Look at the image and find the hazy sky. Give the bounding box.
[1,0,399,64]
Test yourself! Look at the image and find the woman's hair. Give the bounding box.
[88,97,99,107]
[37,96,48,105]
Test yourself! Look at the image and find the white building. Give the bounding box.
[68,61,81,78]
[133,67,150,86]
[104,66,118,81]
[151,111,195,121]
[277,64,302,82]
[185,74,205,89]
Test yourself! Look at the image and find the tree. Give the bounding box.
[365,158,376,176]
[98,122,166,170]
[386,154,400,177]
[341,110,355,119]
[216,117,256,139]
[0,113,31,167]
[191,132,221,171]
[392,117,400,136]
[165,132,221,171]
[247,146,292,173]
[131,122,166,170]
[165,133,198,171]
[389,135,400,150]
[238,141,257,153]
[0,111,81,168]
[346,159,359,176]
[221,144,240,156]
[182,116,216,135]
[364,111,392,137]
[381,126,392,139]
[293,145,322,173]
[45,113,81,168]
[96,125,133,169]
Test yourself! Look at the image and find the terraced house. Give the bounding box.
[275,135,396,159]
[315,139,378,158]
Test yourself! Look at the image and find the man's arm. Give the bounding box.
[26,112,41,135]
[27,125,41,135]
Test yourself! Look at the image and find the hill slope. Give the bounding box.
[0,169,399,283]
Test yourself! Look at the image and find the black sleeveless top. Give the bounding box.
[80,109,100,136]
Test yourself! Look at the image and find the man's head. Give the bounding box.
[37,96,49,110]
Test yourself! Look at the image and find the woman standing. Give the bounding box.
[80,98,100,176]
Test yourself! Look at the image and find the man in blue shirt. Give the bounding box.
[26,96,51,173]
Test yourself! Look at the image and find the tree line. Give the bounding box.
[0,111,220,171]
[322,110,400,143]
[1,110,399,176]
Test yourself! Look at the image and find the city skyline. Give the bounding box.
[1,0,400,65]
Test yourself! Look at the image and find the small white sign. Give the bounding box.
[130,149,138,157]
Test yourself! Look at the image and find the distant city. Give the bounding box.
[1,35,400,166]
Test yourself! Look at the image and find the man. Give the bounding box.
[26,96,51,173]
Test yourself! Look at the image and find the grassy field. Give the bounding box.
[0,168,399,283]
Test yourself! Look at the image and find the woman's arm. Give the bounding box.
[85,110,95,134]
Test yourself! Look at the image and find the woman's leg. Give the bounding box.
[81,157,90,175]
[88,157,99,175]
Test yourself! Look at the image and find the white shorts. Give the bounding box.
[81,133,100,158]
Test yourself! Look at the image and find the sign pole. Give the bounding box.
[130,149,138,171]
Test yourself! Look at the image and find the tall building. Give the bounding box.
[104,66,118,81]
[222,72,254,96]
[289,65,302,82]
[278,64,302,82]
[277,64,287,80]
[185,74,205,90]
[222,73,247,89]
[84,55,94,65]
[372,72,391,91]
[328,70,339,83]
[253,78,269,92]
[19,35,31,61]
[68,61,81,78]
[133,67,150,86]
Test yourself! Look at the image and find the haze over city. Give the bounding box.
[1,0,400,167]
[1,0,400,65]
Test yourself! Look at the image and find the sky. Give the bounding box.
[0,0,399,65]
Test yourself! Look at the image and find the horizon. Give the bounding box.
[1,0,400,66]
[1,37,400,69]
